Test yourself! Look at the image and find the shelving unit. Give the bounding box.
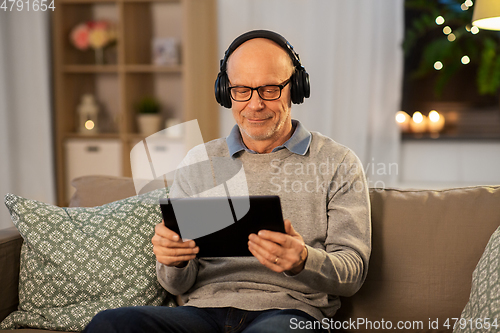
[52,0,219,206]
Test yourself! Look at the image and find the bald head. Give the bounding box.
[226,38,294,86]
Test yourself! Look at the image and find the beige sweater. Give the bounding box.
[157,131,371,321]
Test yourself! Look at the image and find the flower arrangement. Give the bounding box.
[70,21,117,63]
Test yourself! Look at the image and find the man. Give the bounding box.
[84,30,371,333]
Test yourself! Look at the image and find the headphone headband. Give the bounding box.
[219,30,303,73]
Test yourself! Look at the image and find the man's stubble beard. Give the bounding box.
[240,114,288,141]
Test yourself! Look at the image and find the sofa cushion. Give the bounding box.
[0,188,170,331]
[333,185,500,333]
[454,226,500,333]
[69,175,167,208]
[69,175,138,208]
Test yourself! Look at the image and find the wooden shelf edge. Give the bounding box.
[62,64,182,73]
[62,133,187,141]
[124,64,183,73]
[125,133,187,141]
[63,133,121,139]
[63,65,119,73]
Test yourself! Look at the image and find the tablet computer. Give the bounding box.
[159,195,285,257]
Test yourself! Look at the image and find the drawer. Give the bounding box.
[65,139,122,201]
[130,137,187,193]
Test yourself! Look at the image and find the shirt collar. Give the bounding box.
[227,119,311,157]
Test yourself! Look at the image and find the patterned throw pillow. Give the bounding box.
[1,188,172,331]
[454,226,500,333]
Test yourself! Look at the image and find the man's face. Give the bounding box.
[227,38,294,147]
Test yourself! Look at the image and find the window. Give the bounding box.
[402,0,500,139]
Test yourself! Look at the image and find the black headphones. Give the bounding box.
[214,30,310,108]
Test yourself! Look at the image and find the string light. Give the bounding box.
[461,3,469,10]
[429,111,440,122]
[435,16,445,25]
[443,26,452,35]
[461,55,470,64]
[396,111,407,124]
[412,112,424,124]
[434,61,443,70]
[471,26,479,34]
[465,0,473,7]
[447,33,456,42]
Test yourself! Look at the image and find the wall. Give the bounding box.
[399,140,500,189]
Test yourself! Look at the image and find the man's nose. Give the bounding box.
[247,90,264,109]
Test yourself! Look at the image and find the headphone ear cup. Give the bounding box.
[290,70,303,104]
[221,73,232,108]
[215,73,223,105]
[292,69,310,104]
[302,70,310,99]
[215,72,232,108]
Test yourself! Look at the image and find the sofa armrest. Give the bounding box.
[0,227,22,322]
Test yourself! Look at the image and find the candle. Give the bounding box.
[395,111,410,133]
[428,110,445,133]
[410,112,428,133]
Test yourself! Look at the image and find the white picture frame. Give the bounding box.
[152,37,179,66]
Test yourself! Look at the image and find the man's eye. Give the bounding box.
[234,88,250,94]
[263,87,279,93]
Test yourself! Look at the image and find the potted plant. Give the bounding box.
[135,96,162,136]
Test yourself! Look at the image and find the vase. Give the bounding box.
[137,114,162,136]
[95,48,104,65]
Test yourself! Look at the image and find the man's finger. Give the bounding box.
[248,239,278,262]
[155,245,199,257]
[153,234,196,249]
[155,222,181,241]
[284,219,297,236]
[248,244,283,273]
[255,229,288,246]
[157,254,197,267]
[249,233,284,253]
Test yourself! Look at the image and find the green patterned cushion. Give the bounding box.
[1,189,171,331]
[454,226,500,333]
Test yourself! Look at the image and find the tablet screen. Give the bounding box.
[159,195,284,257]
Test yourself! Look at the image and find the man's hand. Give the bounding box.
[152,221,199,268]
[248,219,308,275]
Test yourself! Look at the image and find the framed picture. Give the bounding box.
[152,37,180,66]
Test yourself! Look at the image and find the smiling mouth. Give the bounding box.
[245,119,270,125]
[245,116,271,121]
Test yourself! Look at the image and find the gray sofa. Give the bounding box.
[1,176,499,332]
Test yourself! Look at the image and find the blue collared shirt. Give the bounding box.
[226,119,312,157]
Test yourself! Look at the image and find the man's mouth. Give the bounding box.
[244,115,272,122]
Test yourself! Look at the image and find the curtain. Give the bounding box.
[0,11,55,229]
[218,0,404,187]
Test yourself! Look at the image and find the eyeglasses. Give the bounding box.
[229,78,291,102]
